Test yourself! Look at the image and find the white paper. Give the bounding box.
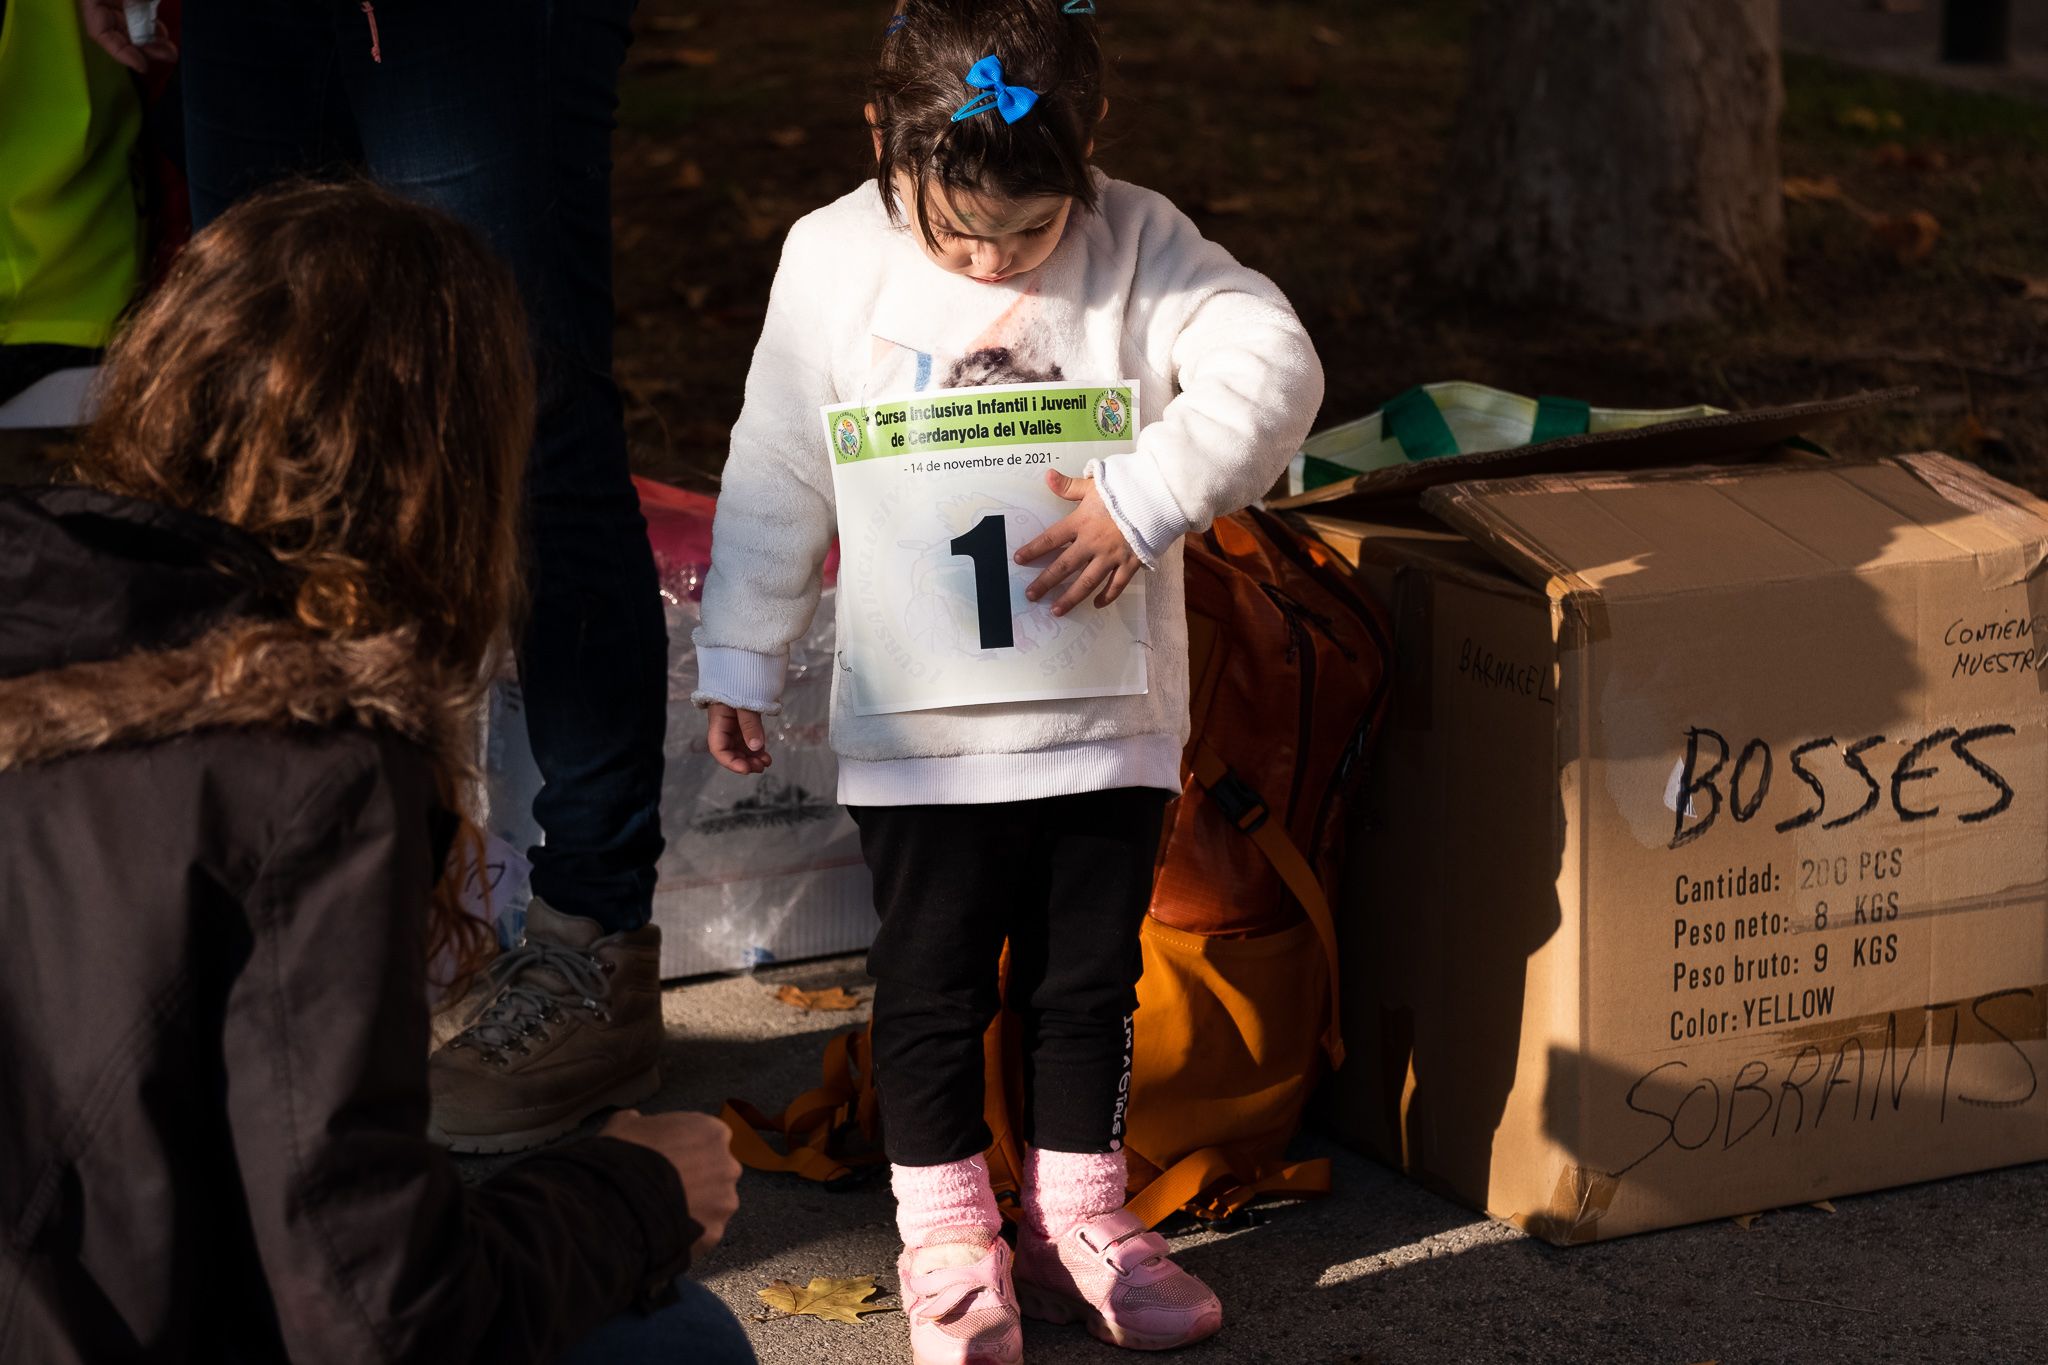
[825,380,1150,715]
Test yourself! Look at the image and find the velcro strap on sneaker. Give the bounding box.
[914,1282,972,1322]
[1102,1227,1172,1276]
[906,1243,1010,1321]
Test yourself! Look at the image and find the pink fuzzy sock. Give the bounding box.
[1021,1147,1128,1242]
[890,1154,1002,1249]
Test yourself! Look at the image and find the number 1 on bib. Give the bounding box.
[824,381,1150,715]
[949,514,1015,651]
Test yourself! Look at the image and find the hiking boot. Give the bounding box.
[428,899,662,1154]
[898,1228,1023,1365]
[1015,1210,1223,1351]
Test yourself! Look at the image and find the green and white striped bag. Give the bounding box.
[1287,382,1724,497]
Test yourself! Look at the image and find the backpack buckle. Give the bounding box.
[1208,769,1270,835]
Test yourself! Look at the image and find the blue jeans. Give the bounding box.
[182,0,669,932]
[558,1279,758,1365]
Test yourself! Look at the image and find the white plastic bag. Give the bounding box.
[483,478,873,977]
[654,588,872,975]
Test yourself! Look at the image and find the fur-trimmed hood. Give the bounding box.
[0,488,697,1365]
[0,486,452,773]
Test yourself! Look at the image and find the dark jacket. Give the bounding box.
[0,486,700,1364]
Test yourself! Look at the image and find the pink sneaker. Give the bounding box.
[896,1230,1024,1365]
[1015,1210,1223,1351]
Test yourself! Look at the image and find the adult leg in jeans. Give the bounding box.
[207,0,674,1150]
[181,0,359,227]
[556,1279,757,1365]
[187,0,666,939]
[182,0,668,1149]
[343,0,668,937]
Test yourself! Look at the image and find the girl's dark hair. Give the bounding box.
[872,0,1104,246]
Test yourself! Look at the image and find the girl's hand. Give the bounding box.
[1014,470,1142,617]
[706,703,772,775]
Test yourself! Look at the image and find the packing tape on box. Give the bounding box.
[1894,453,2048,582]
[1764,979,2048,1062]
[1514,1166,1620,1247]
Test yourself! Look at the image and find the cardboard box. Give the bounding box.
[1292,439,2048,1243]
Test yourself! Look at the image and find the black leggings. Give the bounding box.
[852,789,1170,1166]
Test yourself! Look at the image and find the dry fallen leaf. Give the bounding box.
[1781,175,1844,203]
[774,984,863,1011]
[1874,141,1950,172]
[734,190,788,241]
[1839,105,1906,134]
[1949,414,2006,453]
[1311,23,1344,46]
[757,1276,894,1324]
[1203,194,1256,216]
[768,126,808,150]
[674,160,706,191]
[1810,1199,1838,1214]
[1732,1212,1762,1230]
[642,45,719,67]
[618,374,681,403]
[1871,209,1941,265]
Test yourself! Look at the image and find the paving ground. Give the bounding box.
[461,957,2048,1365]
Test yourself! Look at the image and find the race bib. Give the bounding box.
[825,381,1150,716]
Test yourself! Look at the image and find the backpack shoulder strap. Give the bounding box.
[1189,741,1346,1068]
[721,1027,884,1183]
[1125,1144,1335,1228]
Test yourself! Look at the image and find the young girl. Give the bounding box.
[697,2,1321,1360]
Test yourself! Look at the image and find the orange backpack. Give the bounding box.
[724,509,1392,1225]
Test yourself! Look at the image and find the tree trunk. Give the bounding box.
[1431,0,1785,327]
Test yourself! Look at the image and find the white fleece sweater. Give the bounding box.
[694,173,1323,806]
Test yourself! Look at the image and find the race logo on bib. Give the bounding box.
[1093,389,1129,439]
[833,413,865,461]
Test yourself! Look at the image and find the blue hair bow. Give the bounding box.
[1062,1,1096,12]
[950,55,1039,124]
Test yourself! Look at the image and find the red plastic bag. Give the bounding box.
[633,475,837,602]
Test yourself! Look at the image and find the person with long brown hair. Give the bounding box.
[0,181,753,1365]
[76,0,683,1153]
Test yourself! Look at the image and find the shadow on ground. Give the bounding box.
[460,958,2048,1365]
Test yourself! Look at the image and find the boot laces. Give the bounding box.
[454,938,616,1059]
